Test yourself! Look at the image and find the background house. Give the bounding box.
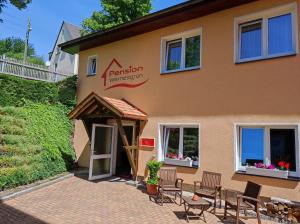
[48,21,80,75]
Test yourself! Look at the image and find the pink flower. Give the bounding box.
[255,163,265,169]
[267,164,275,169]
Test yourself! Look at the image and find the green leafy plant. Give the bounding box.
[81,0,152,34]
[146,160,162,185]
[0,103,75,190]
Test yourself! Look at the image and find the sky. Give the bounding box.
[0,0,186,61]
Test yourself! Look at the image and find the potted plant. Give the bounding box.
[146,159,162,195]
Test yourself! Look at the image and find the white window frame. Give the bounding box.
[234,2,298,63]
[158,123,200,167]
[234,123,300,178]
[87,55,98,76]
[160,28,202,74]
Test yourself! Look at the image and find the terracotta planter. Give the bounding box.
[146,183,158,195]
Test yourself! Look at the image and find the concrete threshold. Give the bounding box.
[0,172,74,202]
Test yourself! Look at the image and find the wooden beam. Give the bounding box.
[116,119,137,176]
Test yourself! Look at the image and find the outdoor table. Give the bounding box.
[182,196,211,223]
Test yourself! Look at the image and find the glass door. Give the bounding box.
[89,124,115,180]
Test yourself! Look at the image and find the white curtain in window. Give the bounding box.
[162,127,170,158]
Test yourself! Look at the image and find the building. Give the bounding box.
[61,0,300,201]
[48,21,80,75]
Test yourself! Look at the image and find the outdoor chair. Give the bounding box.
[223,181,262,224]
[194,171,222,213]
[158,167,183,206]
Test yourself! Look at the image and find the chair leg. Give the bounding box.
[223,201,227,219]
[236,209,240,224]
[213,196,217,214]
[219,193,222,209]
[256,206,262,224]
[179,191,182,206]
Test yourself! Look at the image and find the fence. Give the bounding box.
[0,55,73,82]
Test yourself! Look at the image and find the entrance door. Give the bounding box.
[115,126,133,178]
[89,124,115,180]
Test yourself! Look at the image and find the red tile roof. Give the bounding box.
[69,92,147,120]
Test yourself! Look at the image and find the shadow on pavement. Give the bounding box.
[0,202,48,224]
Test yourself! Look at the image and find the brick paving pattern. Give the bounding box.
[0,176,277,224]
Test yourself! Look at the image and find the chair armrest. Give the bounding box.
[224,188,242,200]
[176,178,184,189]
[237,195,260,203]
[215,185,222,191]
[194,181,202,192]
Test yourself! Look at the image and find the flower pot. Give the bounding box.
[146,183,158,195]
[246,166,289,178]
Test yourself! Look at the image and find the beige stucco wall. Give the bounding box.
[73,0,300,200]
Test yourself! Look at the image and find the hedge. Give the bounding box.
[0,74,77,108]
[0,103,75,190]
[0,74,77,190]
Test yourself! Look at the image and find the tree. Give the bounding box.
[0,37,34,56]
[81,0,152,34]
[0,37,44,65]
[0,0,31,20]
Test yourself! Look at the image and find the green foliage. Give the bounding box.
[0,74,76,190]
[0,37,35,56]
[56,75,77,108]
[0,74,77,109]
[146,160,161,185]
[0,103,75,190]
[81,0,152,34]
[0,37,45,65]
[0,0,31,22]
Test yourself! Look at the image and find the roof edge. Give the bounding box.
[60,0,257,54]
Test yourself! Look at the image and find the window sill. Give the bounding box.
[235,170,300,182]
[161,66,200,75]
[235,52,297,64]
[164,158,199,168]
[87,74,96,77]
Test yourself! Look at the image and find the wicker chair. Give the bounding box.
[224,181,262,224]
[158,167,183,206]
[194,171,222,213]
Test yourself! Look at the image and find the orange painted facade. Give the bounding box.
[72,0,300,200]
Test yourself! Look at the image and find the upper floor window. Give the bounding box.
[161,28,201,73]
[235,3,297,63]
[87,55,97,76]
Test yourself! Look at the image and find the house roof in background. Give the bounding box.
[64,22,81,40]
[49,21,81,60]
[60,0,257,54]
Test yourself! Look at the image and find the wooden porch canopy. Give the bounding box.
[69,92,148,178]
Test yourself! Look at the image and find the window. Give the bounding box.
[160,124,199,167]
[235,3,297,62]
[87,56,97,76]
[236,125,299,177]
[161,28,201,73]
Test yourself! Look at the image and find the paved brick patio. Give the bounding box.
[0,176,277,224]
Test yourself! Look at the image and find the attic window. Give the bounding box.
[87,56,97,76]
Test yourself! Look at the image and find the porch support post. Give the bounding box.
[116,119,137,177]
[134,121,141,181]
